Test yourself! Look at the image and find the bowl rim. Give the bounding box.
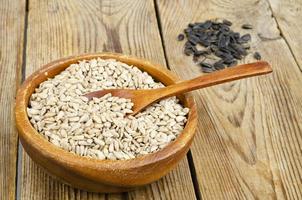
[15,52,197,185]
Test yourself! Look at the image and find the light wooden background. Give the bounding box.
[1,0,301,199]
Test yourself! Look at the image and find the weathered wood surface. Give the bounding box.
[19,0,195,199]
[155,0,302,199]
[0,0,25,199]
[0,0,301,199]
[268,0,302,70]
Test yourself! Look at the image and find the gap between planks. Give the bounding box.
[15,0,29,199]
[153,0,170,70]
[265,0,301,72]
[153,0,201,199]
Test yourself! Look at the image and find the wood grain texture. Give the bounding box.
[156,0,302,199]
[127,159,196,200]
[0,0,25,199]
[21,0,196,199]
[268,0,302,70]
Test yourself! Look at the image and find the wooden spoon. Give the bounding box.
[85,61,272,115]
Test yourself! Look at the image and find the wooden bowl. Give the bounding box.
[15,53,198,193]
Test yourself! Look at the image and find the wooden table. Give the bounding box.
[1,0,301,199]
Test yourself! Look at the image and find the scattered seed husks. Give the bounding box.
[27,58,189,160]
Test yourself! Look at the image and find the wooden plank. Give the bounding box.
[127,159,196,200]
[21,0,196,199]
[268,0,302,70]
[156,0,302,199]
[0,0,25,199]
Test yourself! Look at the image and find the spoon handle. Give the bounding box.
[156,61,272,98]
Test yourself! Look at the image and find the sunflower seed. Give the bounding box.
[223,19,232,26]
[241,34,251,42]
[178,19,259,71]
[254,52,261,60]
[214,60,225,70]
[177,34,185,41]
[241,24,253,29]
